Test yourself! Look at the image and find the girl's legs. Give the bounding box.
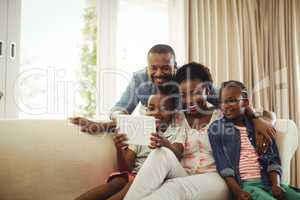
[75,175,128,200]
[242,181,300,200]
[124,147,188,200]
[242,181,275,200]
[142,172,228,200]
[279,184,300,200]
[107,181,133,200]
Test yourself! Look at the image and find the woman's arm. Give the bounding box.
[149,133,184,159]
[244,107,277,154]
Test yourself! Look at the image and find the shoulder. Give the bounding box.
[208,118,224,136]
[132,68,149,82]
[208,109,222,124]
[174,112,190,128]
[208,118,222,129]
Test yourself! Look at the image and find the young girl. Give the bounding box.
[75,90,186,200]
[208,80,300,200]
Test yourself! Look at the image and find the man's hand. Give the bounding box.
[69,117,116,134]
[149,133,172,149]
[113,134,128,150]
[236,190,252,200]
[272,185,285,199]
[69,117,91,126]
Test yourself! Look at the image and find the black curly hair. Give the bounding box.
[173,62,220,107]
[219,80,248,100]
[174,62,213,84]
[147,44,176,66]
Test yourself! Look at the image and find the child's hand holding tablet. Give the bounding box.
[116,115,156,146]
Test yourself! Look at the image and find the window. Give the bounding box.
[18,0,96,119]
[98,0,171,118]
[2,0,183,119]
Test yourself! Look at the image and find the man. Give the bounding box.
[110,44,177,118]
[70,44,177,133]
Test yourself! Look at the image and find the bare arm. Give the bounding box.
[224,177,251,200]
[163,142,184,160]
[114,134,136,172]
[116,148,136,172]
[269,171,281,186]
[149,133,184,160]
[244,107,277,154]
[70,117,116,134]
[269,171,285,199]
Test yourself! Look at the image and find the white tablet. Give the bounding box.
[116,115,156,146]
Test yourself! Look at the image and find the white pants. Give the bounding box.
[124,147,229,200]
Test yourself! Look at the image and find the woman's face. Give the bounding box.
[179,79,207,116]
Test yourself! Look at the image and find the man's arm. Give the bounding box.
[70,117,116,134]
[110,74,140,119]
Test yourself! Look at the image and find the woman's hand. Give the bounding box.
[113,133,128,150]
[255,133,270,154]
[253,118,276,154]
[149,133,172,149]
[244,107,277,154]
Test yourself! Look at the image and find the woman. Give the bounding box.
[123,62,275,200]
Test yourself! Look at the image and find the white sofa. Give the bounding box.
[0,119,298,200]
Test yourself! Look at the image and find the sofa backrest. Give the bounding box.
[0,120,117,200]
[0,119,298,200]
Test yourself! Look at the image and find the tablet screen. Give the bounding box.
[116,115,156,145]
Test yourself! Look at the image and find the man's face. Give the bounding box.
[148,53,175,86]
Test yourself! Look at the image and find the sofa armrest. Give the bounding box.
[275,119,299,184]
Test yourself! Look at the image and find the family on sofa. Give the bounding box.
[70,44,300,200]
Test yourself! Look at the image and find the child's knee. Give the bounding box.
[244,186,275,200]
[108,175,129,188]
[152,147,176,158]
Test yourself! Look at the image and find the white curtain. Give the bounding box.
[186,0,300,187]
